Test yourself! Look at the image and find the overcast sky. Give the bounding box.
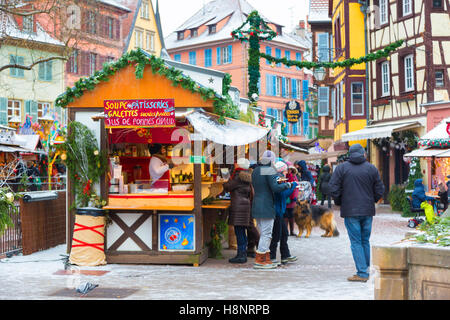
[153,0,310,37]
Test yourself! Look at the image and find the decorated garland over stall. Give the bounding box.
[231,10,404,103]
[55,49,239,124]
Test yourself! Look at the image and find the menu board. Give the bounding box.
[284,100,302,123]
[104,99,176,128]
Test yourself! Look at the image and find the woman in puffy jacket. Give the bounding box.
[223,158,253,264]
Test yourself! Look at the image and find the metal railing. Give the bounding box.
[0,203,22,257]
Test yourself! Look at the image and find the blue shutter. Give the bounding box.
[25,100,32,115]
[291,79,297,99]
[174,54,181,62]
[302,80,309,100]
[281,77,286,97]
[303,112,309,136]
[318,33,329,62]
[266,46,272,65]
[0,98,8,125]
[228,45,232,64]
[285,51,290,68]
[217,47,221,65]
[318,87,330,116]
[204,49,212,67]
[272,75,277,96]
[266,74,271,95]
[46,61,53,81]
[296,53,302,70]
[39,61,46,80]
[293,122,298,135]
[31,101,38,121]
[275,48,281,67]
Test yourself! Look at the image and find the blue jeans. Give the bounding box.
[344,216,373,279]
[234,226,248,254]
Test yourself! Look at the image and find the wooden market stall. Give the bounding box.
[61,51,268,266]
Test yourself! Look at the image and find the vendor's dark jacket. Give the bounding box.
[319,165,332,195]
[328,151,384,218]
[251,164,291,219]
[223,169,253,226]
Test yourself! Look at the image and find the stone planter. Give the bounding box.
[373,240,450,300]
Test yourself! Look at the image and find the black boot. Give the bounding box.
[229,251,247,264]
[247,250,256,258]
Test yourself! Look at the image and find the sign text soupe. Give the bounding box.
[104,99,176,128]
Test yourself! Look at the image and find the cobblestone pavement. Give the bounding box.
[0,205,412,300]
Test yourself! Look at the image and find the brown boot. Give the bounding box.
[253,252,276,269]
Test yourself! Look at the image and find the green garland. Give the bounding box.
[55,49,239,124]
[260,40,404,70]
[418,139,450,148]
[231,11,404,103]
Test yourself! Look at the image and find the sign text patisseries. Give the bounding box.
[104,99,176,128]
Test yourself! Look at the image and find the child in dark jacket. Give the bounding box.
[412,179,434,209]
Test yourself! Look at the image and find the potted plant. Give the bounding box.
[64,121,108,214]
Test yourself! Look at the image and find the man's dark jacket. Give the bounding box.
[328,150,385,218]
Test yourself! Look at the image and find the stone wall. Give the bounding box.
[373,244,450,300]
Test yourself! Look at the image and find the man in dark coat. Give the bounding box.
[251,151,291,269]
[319,165,332,209]
[328,144,385,282]
[223,158,253,264]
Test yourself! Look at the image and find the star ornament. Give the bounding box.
[208,77,214,84]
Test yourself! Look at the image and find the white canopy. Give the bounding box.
[404,148,448,158]
[419,117,450,141]
[341,120,423,142]
[186,110,269,146]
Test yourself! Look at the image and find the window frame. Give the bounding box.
[38,60,53,81]
[177,31,184,40]
[381,61,390,97]
[404,54,414,92]
[37,102,51,118]
[208,24,216,34]
[379,0,389,25]
[23,14,34,33]
[435,70,445,87]
[135,29,143,48]
[89,52,97,76]
[7,99,21,120]
[141,1,150,19]
[351,82,364,116]
[402,0,412,16]
[9,55,25,78]
[189,51,197,65]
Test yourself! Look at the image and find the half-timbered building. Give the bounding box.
[343,0,449,194]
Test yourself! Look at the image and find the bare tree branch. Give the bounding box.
[0,56,68,72]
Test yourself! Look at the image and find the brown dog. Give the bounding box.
[294,200,339,238]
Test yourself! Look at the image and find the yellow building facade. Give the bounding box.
[124,0,163,56]
[329,0,368,149]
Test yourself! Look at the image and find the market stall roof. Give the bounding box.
[12,135,44,153]
[185,110,269,146]
[435,149,450,157]
[403,148,448,157]
[0,144,30,153]
[279,141,309,154]
[288,150,348,162]
[419,117,450,141]
[341,120,424,142]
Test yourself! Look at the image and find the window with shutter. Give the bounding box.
[318,33,329,62]
[318,87,329,116]
[0,98,8,125]
[89,53,97,75]
[266,47,271,65]
[303,112,309,136]
[204,49,212,67]
[275,48,281,67]
[302,80,309,100]
[174,54,181,62]
[291,79,297,99]
[296,53,302,70]
[115,19,121,40]
[331,88,336,122]
[404,54,414,91]
[189,51,196,65]
[285,51,290,68]
[10,55,25,78]
[217,47,221,65]
[38,61,52,81]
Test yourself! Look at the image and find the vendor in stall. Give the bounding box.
[148,144,174,188]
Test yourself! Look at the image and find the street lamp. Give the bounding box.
[38,112,55,140]
[313,67,326,82]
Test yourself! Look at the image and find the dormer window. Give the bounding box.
[190,28,198,37]
[276,25,282,35]
[177,31,184,40]
[23,15,34,33]
[209,24,216,34]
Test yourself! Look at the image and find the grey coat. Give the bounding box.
[251,164,291,219]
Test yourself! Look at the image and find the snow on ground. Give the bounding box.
[0,209,415,300]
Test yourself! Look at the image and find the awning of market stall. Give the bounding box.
[0,144,31,153]
[185,110,269,146]
[341,120,423,142]
[279,141,309,154]
[404,148,448,158]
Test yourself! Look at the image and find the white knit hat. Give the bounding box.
[236,158,250,170]
[274,161,288,173]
